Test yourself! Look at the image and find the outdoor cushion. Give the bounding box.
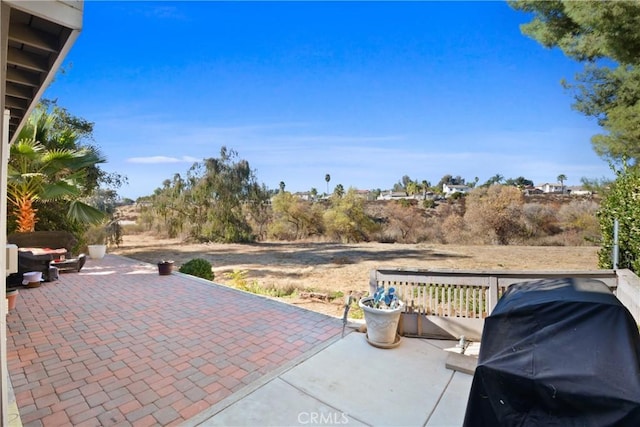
[8,231,87,277]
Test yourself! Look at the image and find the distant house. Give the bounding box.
[523,185,544,195]
[294,192,313,200]
[377,191,409,201]
[442,184,471,197]
[536,183,565,194]
[354,189,372,199]
[567,186,593,196]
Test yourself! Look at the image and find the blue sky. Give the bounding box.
[45,1,613,200]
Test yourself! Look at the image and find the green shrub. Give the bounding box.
[179,258,214,280]
[422,199,436,209]
[597,163,640,273]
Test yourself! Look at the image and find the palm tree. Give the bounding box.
[279,181,286,193]
[325,174,331,194]
[406,181,419,195]
[491,174,504,185]
[557,174,567,194]
[8,138,106,232]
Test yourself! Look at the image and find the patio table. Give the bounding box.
[18,247,68,260]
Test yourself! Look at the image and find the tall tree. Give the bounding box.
[557,174,567,193]
[504,176,534,188]
[269,191,323,240]
[406,180,420,195]
[421,180,430,198]
[464,185,525,245]
[324,188,378,242]
[509,0,640,164]
[149,147,267,243]
[325,174,331,194]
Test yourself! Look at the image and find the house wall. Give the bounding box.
[0,7,9,422]
[0,1,83,423]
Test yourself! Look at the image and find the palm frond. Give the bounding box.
[67,201,106,224]
[41,181,81,200]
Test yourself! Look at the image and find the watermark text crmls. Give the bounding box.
[297,411,350,425]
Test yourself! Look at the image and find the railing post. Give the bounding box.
[369,270,378,296]
[488,276,499,315]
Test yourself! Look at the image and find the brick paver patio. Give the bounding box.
[7,255,342,426]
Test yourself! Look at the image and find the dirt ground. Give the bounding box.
[110,233,601,318]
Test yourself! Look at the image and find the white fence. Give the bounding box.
[369,268,635,341]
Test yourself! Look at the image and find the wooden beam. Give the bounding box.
[7,46,50,73]
[6,67,40,87]
[445,352,477,376]
[4,96,28,111]
[8,23,60,53]
[5,82,33,100]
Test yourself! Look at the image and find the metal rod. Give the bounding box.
[613,218,619,269]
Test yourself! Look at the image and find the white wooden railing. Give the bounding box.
[369,268,638,340]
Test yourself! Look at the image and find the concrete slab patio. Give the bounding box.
[6,254,474,426]
[187,334,473,427]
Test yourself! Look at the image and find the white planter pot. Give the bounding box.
[359,296,404,346]
[88,244,107,259]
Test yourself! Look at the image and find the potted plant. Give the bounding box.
[359,286,404,348]
[83,218,122,260]
[6,287,19,311]
[84,223,107,259]
[157,260,174,276]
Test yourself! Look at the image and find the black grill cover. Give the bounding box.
[464,278,640,427]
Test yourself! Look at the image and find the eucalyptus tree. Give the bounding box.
[148,174,188,237]
[150,147,268,243]
[324,188,379,242]
[269,190,323,240]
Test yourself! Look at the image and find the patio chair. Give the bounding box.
[7,231,87,280]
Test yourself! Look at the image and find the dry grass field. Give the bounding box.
[110,233,601,318]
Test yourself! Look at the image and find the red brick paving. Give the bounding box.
[7,255,342,426]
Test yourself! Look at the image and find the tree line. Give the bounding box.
[138,147,599,247]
